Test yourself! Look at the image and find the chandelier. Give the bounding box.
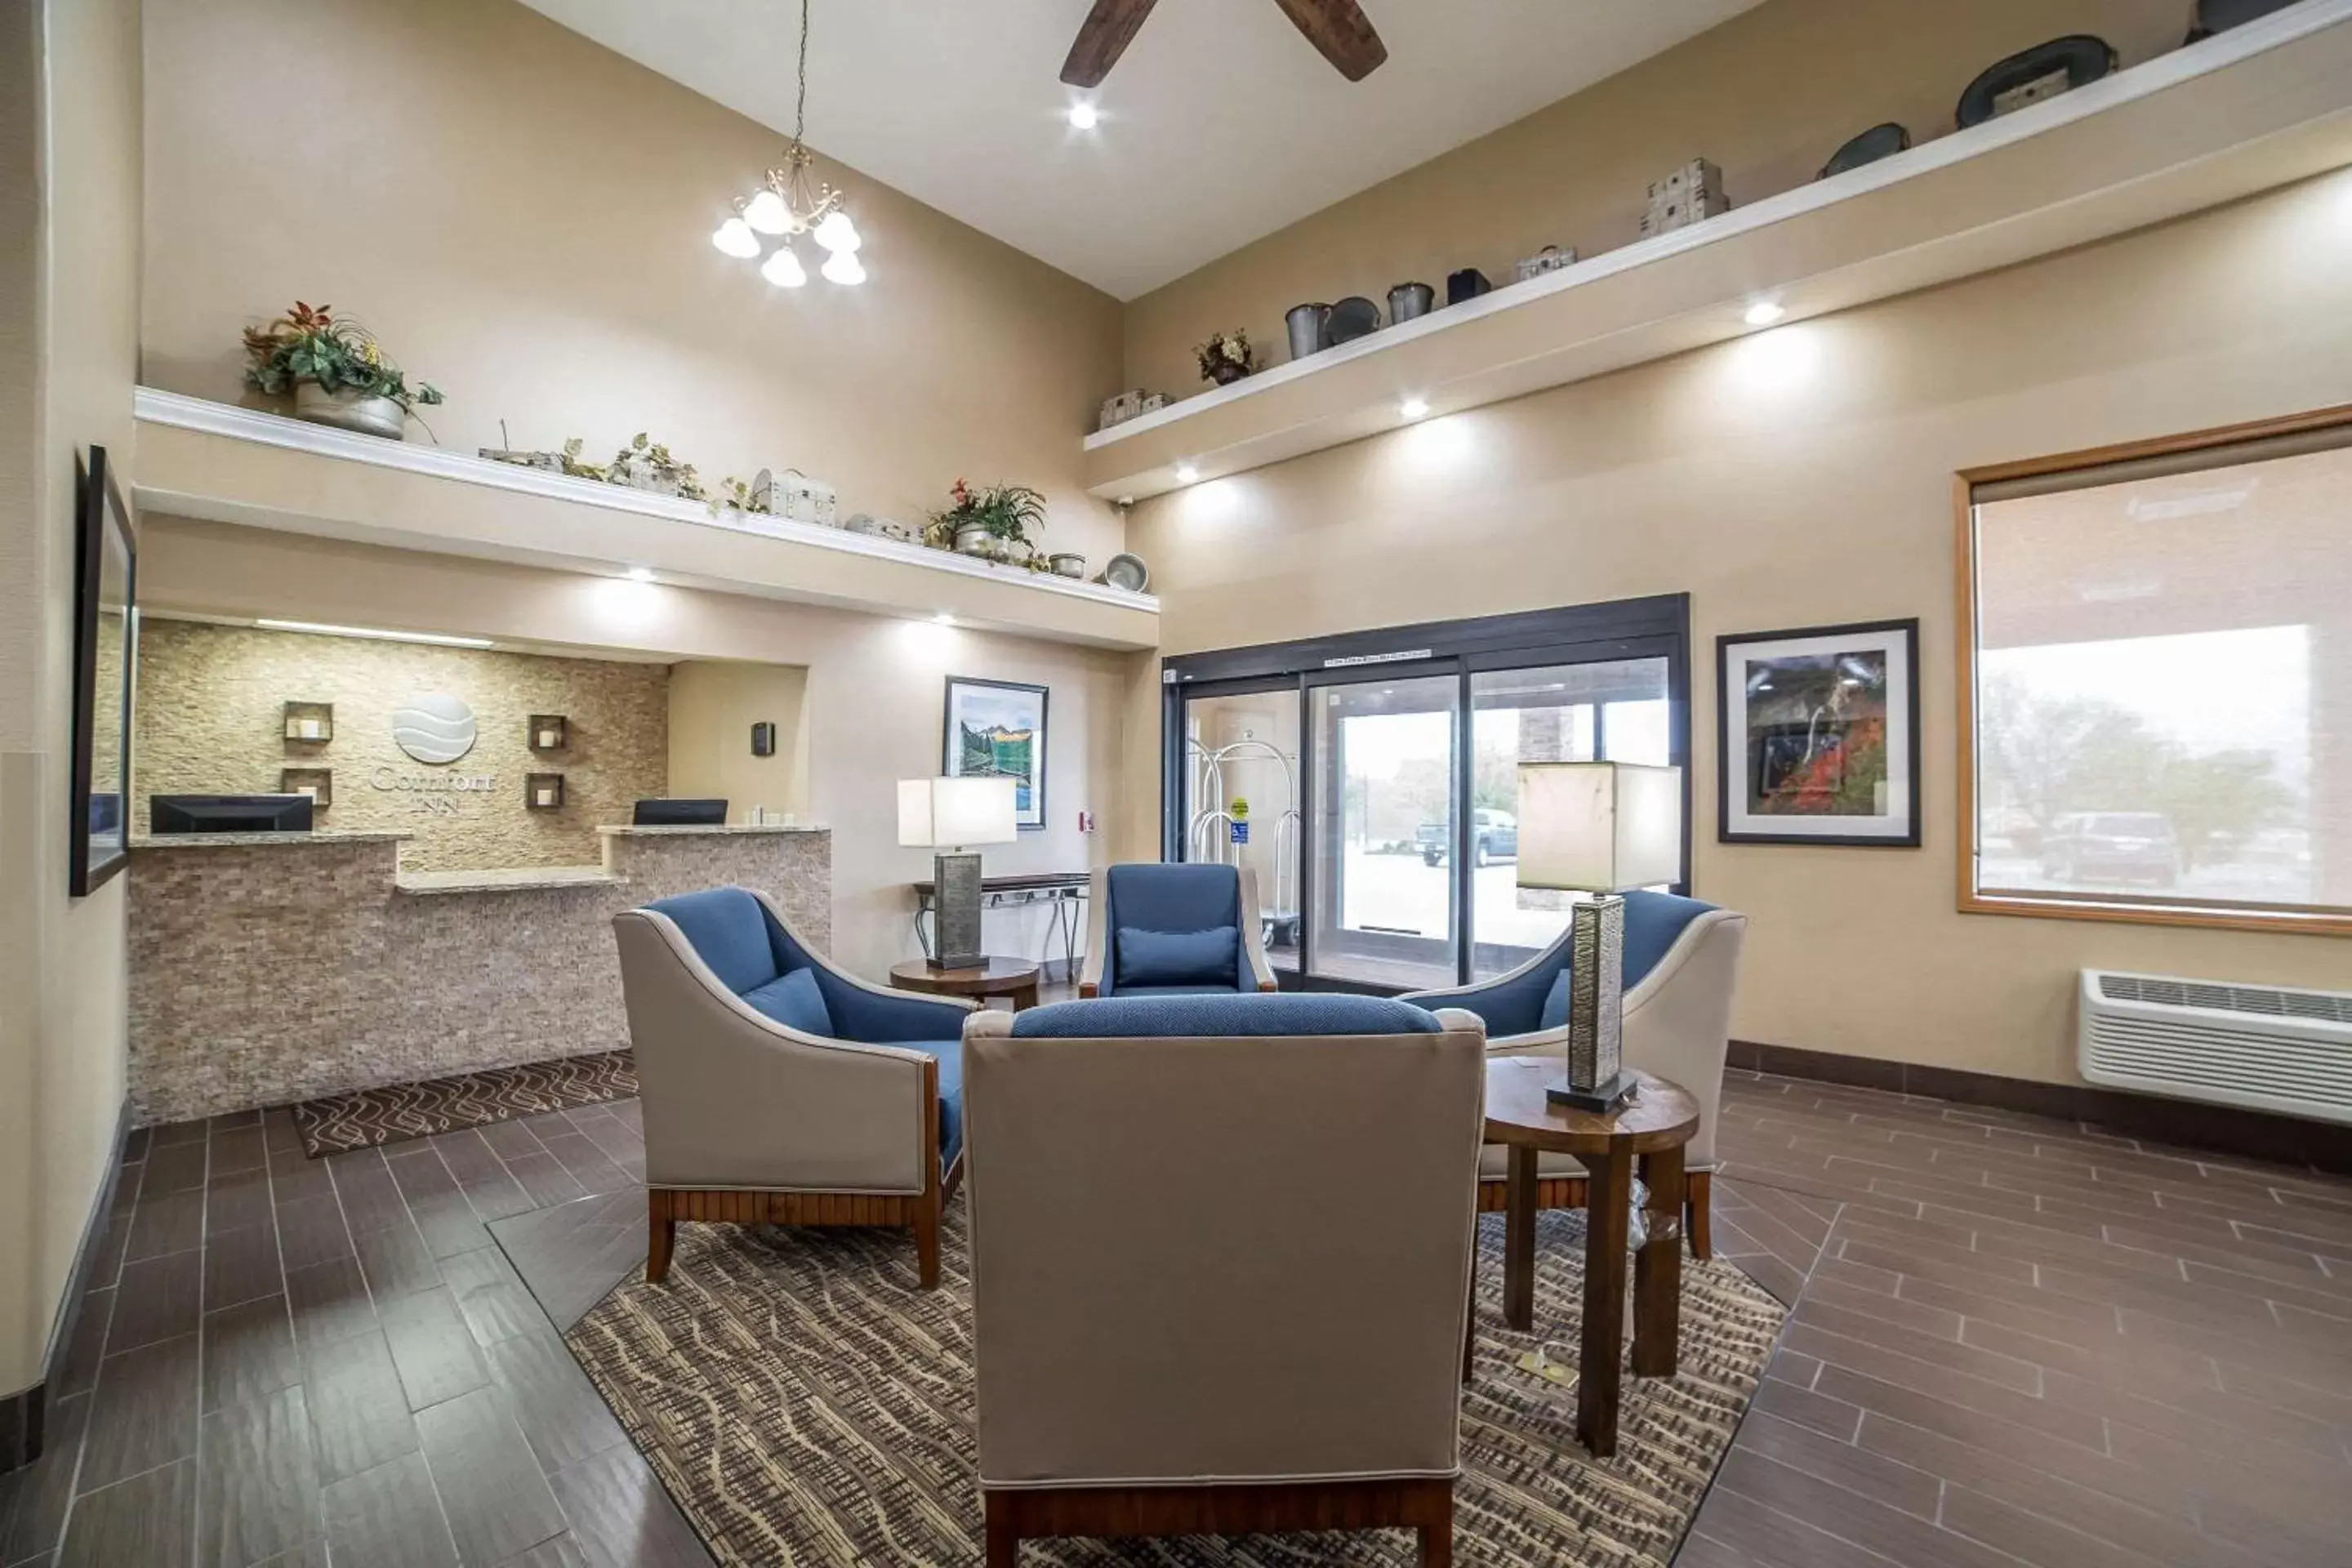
[711,0,864,287]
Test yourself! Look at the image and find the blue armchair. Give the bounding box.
[1404,892,1746,1257]
[612,886,976,1289]
[1077,863,1280,998]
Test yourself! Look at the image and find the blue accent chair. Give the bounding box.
[1076,862,1279,998]
[1404,891,1747,1257]
[612,885,976,1289]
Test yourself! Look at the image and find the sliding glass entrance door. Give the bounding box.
[1162,595,1691,993]
[1467,656,1673,981]
[1306,671,1460,987]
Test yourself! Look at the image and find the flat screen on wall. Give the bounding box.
[70,447,136,896]
[149,795,317,835]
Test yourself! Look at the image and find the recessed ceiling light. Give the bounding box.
[933,612,955,625]
[1116,495,1135,506]
[1744,300,1786,327]
[626,566,656,582]
[1067,101,1099,131]
[1174,462,1200,483]
[1400,395,1430,421]
[254,619,492,648]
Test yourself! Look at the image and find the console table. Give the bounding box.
[911,870,1088,973]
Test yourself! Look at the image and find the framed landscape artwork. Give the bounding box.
[1717,618,1919,846]
[943,676,1048,831]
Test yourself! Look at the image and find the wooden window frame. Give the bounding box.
[1954,402,2352,938]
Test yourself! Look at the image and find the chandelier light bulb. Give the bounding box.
[813,210,861,254]
[761,245,808,287]
[743,189,792,235]
[821,248,866,287]
[711,217,760,258]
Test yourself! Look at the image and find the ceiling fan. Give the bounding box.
[1060,0,1388,87]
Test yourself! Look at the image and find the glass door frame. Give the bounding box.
[1161,595,1693,994]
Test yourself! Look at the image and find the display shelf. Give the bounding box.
[134,390,1160,652]
[1084,2,2352,501]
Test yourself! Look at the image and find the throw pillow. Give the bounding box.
[744,966,835,1036]
[1114,924,1241,990]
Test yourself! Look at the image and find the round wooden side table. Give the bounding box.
[888,957,1043,1011]
[1481,1059,1699,1457]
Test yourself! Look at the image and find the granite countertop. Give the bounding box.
[129,831,413,849]
[597,822,828,836]
[394,864,622,896]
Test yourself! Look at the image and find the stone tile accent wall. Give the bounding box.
[127,829,831,1123]
[134,619,670,871]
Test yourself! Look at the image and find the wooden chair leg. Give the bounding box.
[1419,1490,1454,1567]
[646,1192,675,1283]
[1686,1169,1713,1261]
[983,1497,1019,1567]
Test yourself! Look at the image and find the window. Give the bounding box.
[1960,412,2352,933]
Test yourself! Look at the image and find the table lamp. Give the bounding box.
[898,776,1018,970]
[1517,761,1684,1111]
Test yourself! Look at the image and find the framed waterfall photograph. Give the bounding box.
[1717,618,1919,846]
[942,676,1048,831]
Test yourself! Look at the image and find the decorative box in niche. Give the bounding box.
[283,701,333,744]
[526,773,566,811]
[280,768,332,808]
[528,714,569,752]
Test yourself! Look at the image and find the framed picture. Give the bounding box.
[70,447,136,896]
[943,676,1048,831]
[1717,618,1918,846]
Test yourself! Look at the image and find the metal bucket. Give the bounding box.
[1285,302,1332,362]
[1388,282,1434,323]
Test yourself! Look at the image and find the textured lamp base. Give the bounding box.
[931,849,985,970]
[1548,1071,1634,1112]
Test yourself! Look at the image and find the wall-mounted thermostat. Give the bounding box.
[751,722,775,757]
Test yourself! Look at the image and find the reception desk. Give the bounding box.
[126,823,830,1124]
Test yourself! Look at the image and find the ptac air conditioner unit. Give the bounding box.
[2079,970,2352,1125]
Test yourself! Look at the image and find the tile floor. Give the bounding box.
[2,1065,2347,1566]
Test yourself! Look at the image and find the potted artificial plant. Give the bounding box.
[928,479,1045,562]
[242,301,443,441]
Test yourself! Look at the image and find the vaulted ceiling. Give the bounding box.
[519,0,1764,298]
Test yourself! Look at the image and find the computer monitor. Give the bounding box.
[149,794,317,835]
[632,797,728,827]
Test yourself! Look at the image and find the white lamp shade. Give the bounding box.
[1516,762,1683,892]
[898,776,1018,849]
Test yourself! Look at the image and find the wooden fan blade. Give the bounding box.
[1061,0,1161,87]
[1267,0,1388,81]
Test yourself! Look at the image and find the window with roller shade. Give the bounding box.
[1962,416,2352,933]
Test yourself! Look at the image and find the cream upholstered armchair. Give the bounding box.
[1078,862,1279,997]
[1405,892,1746,1257]
[963,994,1486,1566]
[612,886,976,1289]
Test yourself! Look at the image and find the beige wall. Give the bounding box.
[135,619,672,871]
[1122,0,2195,394]
[0,0,140,1393]
[1129,168,2352,1085]
[666,660,813,825]
[138,517,1132,980]
[140,0,1128,568]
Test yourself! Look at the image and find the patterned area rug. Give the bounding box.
[566,1205,1786,1566]
[289,1049,638,1156]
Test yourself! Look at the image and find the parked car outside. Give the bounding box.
[1419,808,1519,868]
[2037,812,2179,887]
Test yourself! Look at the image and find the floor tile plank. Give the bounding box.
[416,1387,568,1567]
[197,1383,322,1568]
[320,1451,460,1568]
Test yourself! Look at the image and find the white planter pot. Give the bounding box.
[293,382,407,440]
[953,524,994,558]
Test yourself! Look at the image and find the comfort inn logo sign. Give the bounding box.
[392,693,479,764]
[375,693,496,813]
